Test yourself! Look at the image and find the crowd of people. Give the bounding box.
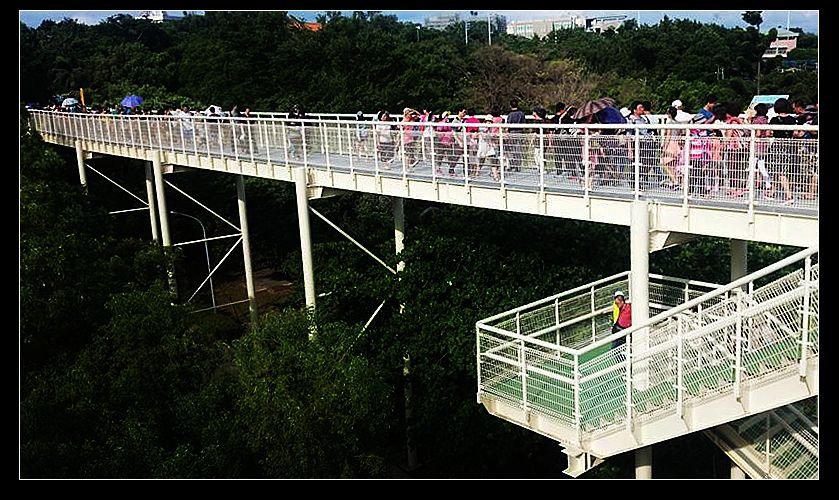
[33,94,818,205]
[350,96,817,204]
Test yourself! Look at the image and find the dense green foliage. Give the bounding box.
[20,11,816,478]
[21,11,817,114]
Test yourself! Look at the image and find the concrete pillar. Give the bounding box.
[630,200,650,324]
[145,162,159,243]
[635,446,652,479]
[151,150,176,297]
[730,461,746,479]
[730,239,748,281]
[630,200,650,389]
[294,167,317,316]
[393,197,405,273]
[151,151,171,247]
[237,175,258,325]
[74,140,88,193]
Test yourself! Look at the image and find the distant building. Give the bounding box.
[507,16,585,38]
[763,28,800,58]
[138,11,195,22]
[425,13,506,33]
[585,15,627,33]
[425,13,461,29]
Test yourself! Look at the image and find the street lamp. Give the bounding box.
[171,210,216,309]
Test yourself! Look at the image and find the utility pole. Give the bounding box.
[465,17,468,45]
[487,12,492,46]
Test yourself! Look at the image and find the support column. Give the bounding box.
[730,461,746,479]
[635,446,652,479]
[151,151,172,247]
[145,162,159,243]
[393,197,405,272]
[394,197,415,469]
[74,140,88,193]
[630,200,650,326]
[237,175,258,325]
[294,167,317,318]
[730,239,748,281]
[630,200,650,387]
[151,150,176,297]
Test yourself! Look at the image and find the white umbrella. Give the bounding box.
[62,97,79,107]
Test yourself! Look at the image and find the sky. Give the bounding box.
[19,10,819,34]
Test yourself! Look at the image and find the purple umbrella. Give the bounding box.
[121,95,144,108]
[571,97,616,120]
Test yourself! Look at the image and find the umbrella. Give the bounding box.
[121,95,144,108]
[571,97,616,120]
[595,106,627,124]
[62,97,79,107]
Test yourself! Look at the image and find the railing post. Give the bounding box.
[748,129,757,217]
[574,352,581,439]
[555,297,561,347]
[799,256,812,378]
[583,128,590,200]
[499,127,506,190]
[734,290,743,400]
[515,311,527,413]
[676,316,684,418]
[281,121,290,168]
[430,125,437,184]
[625,333,632,431]
[634,128,641,199]
[590,285,596,343]
[476,325,483,403]
[372,121,380,177]
[301,123,309,168]
[539,128,545,198]
[682,130,691,209]
[462,126,469,186]
[322,118,331,172]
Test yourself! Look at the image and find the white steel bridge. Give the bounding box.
[26,110,818,478]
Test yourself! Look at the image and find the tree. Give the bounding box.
[742,11,763,32]
[234,308,392,477]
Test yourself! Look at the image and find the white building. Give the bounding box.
[138,11,195,22]
[507,16,585,38]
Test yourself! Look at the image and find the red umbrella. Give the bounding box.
[571,97,616,120]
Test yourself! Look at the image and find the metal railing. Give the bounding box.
[28,110,818,214]
[477,247,818,438]
[723,397,819,479]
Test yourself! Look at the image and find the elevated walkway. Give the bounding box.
[28,110,818,248]
[476,247,818,475]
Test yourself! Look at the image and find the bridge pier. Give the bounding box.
[730,239,748,281]
[294,167,317,335]
[635,446,652,479]
[393,197,405,273]
[631,201,652,479]
[237,175,258,325]
[151,150,176,296]
[74,140,88,193]
[145,162,160,242]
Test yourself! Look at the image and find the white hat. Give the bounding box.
[614,290,625,298]
[671,99,683,108]
[619,107,631,118]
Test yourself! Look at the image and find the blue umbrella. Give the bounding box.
[121,95,144,108]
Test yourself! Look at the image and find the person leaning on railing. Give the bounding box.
[610,290,632,351]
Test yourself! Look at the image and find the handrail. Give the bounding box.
[581,246,819,355]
